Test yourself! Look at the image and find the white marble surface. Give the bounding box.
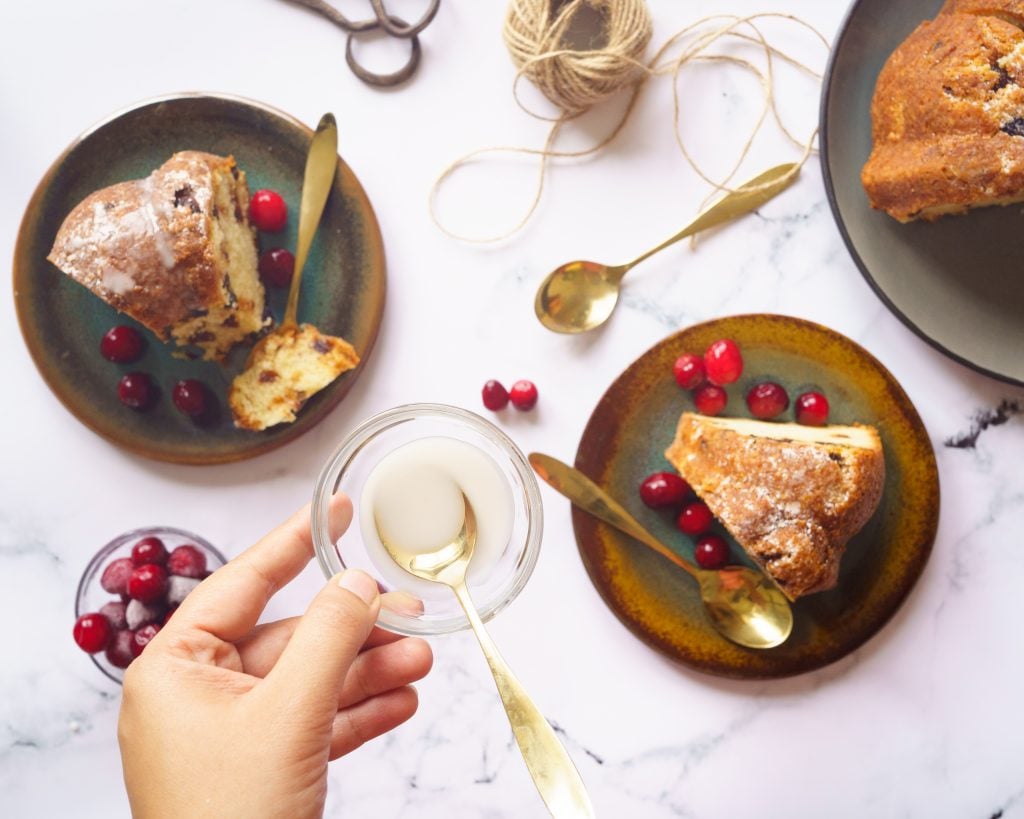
[3,1,1024,817]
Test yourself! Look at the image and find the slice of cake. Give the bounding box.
[47,151,268,360]
[665,412,885,600]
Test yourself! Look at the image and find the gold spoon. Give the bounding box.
[375,496,594,818]
[528,453,793,650]
[534,163,799,334]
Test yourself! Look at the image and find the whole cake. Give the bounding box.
[47,151,268,360]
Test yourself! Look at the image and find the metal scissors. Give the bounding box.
[284,0,441,87]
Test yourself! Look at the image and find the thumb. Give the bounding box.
[263,569,381,715]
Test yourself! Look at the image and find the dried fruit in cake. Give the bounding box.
[47,151,269,360]
[665,412,885,600]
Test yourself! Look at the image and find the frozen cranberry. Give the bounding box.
[131,536,167,566]
[72,613,112,654]
[676,500,713,536]
[130,624,161,658]
[100,325,144,363]
[100,557,135,596]
[481,380,509,411]
[795,391,830,426]
[509,380,538,411]
[249,189,288,232]
[673,353,706,390]
[127,563,168,603]
[172,379,208,417]
[258,247,295,288]
[126,598,165,630]
[105,629,136,669]
[163,606,178,625]
[694,534,730,569]
[168,544,207,579]
[99,600,128,630]
[118,372,155,410]
[167,575,201,606]
[693,384,728,416]
[746,381,789,419]
[639,472,690,508]
[704,339,743,385]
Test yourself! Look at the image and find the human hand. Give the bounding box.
[118,493,432,818]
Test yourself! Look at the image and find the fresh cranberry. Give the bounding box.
[795,391,830,426]
[105,630,136,669]
[676,500,713,535]
[100,557,135,596]
[249,189,288,232]
[509,380,539,411]
[673,353,706,390]
[746,381,789,419]
[127,563,168,603]
[72,613,112,654]
[704,339,744,385]
[172,379,208,417]
[100,326,144,363]
[258,247,295,288]
[693,384,728,416]
[131,536,168,566]
[99,600,128,630]
[481,380,509,411]
[167,544,207,579]
[694,534,730,569]
[130,624,161,658]
[639,472,690,508]
[118,372,155,410]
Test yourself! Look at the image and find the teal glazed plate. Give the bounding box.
[572,314,939,679]
[13,93,386,464]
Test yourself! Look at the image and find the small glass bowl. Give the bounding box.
[74,527,227,684]
[312,403,543,636]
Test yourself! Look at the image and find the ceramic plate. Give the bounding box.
[572,314,939,679]
[821,0,1024,386]
[14,93,385,464]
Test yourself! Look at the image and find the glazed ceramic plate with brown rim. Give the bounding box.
[572,314,939,679]
[13,93,385,464]
[821,0,1024,386]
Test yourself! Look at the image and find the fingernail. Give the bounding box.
[338,569,379,604]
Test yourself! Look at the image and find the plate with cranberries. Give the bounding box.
[572,314,938,679]
[14,93,385,464]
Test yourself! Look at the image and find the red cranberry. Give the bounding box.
[73,613,112,654]
[746,381,789,420]
[639,472,690,508]
[100,557,135,596]
[481,380,509,411]
[676,500,713,536]
[704,339,744,385]
[172,379,208,417]
[249,189,288,232]
[118,372,155,410]
[100,326,144,363]
[127,563,168,603]
[509,380,539,411]
[130,623,161,658]
[694,534,730,569]
[693,384,728,416]
[131,536,168,566]
[99,600,128,630]
[673,354,706,390]
[105,630,136,669]
[167,544,207,579]
[796,391,830,426]
[258,247,295,288]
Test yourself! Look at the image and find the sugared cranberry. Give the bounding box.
[99,600,128,630]
[172,379,208,417]
[673,353,706,390]
[118,372,155,410]
[795,391,830,426]
[481,380,509,411]
[704,339,744,385]
[693,384,728,416]
[128,563,168,603]
[131,536,167,566]
[694,534,730,569]
[258,247,295,288]
[73,613,112,654]
[130,624,161,658]
[639,472,690,508]
[676,500,713,536]
[746,381,789,420]
[249,189,288,232]
[167,544,207,579]
[100,557,135,596]
[509,380,538,411]
[105,630,136,669]
[100,326,144,363]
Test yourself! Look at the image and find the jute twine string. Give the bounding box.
[429,1,828,243]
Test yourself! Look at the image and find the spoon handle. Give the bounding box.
[451,581,595,819]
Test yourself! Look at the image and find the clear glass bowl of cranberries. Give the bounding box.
[74,527,227,684]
